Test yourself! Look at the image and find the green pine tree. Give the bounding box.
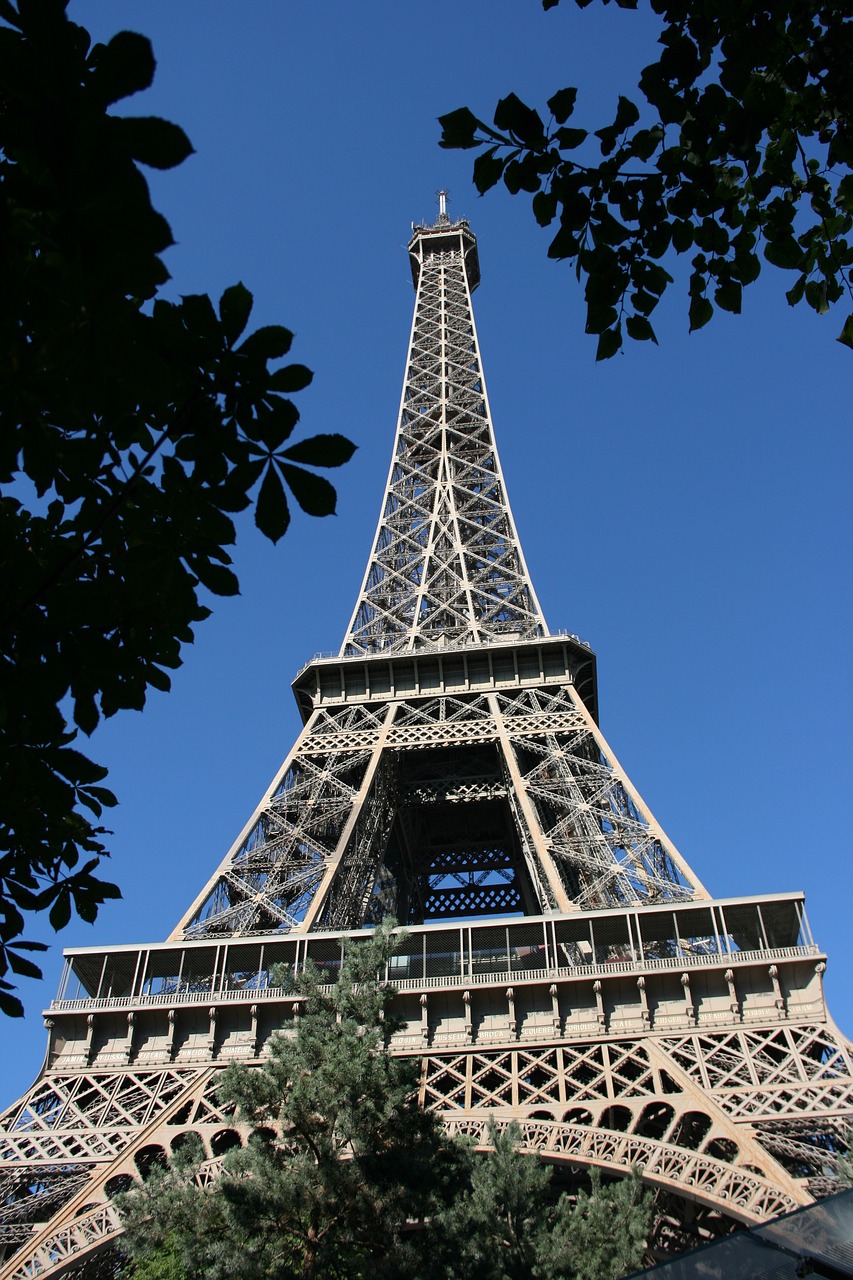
[438,1120,553,1280]
[118,921,468,1280]
[118,924,652,1280]
[438,1122,651,1280]
[543,1166,650,1280]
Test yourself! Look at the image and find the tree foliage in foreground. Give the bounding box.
[118,924,469,1280]
[440,0,852,359]
[118,927,651,1280]
[444,1120,650,1280]
[0,0,355,1013]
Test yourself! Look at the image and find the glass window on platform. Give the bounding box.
[507,921,548,973]
[553,917,594,968]
[590,913,634,965]
[140,949,187,997]
[305,936,344,982]
[718,902,764,954]
[638,910,680,961]
[387,932,425,983]
[469,924,511,976]
[263,940,299,991]
[759,898,807,950]
[220,943,265,992]
[671,906,721,957]
[424,928,463,979]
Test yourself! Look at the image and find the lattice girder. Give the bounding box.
[3,209,850,1280]
[172,668,707,939]
[0,1070,207,1168]
[343,217,545,656]
[171,700,397,940]
[3,897,850,1280]
[658,1023,853,1121]
[2,1012,832,1280]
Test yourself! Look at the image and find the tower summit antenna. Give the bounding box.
[436,188,449,222]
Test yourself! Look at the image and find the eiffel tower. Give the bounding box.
[2,198,852,1277]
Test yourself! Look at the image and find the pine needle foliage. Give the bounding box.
[542,1165,651,1280]
[438,1120,552,1280]
[118,923,652,1279]
[118,921,469,1280]
[438,1121,651,1280]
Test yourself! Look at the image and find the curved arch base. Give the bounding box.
[442,1114,804,1224]
[1,1115,808,1280]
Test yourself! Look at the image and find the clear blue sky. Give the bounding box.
[2,2,850,1107]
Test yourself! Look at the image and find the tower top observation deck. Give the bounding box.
[409,189,480,292]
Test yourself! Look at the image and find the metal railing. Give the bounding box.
[49,943,818,1013]
[295,629,592,678]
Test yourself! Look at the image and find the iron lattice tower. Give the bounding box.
[2,204,851,1277]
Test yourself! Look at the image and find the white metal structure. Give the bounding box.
[343,206,545,656]
[1,207,851,1278]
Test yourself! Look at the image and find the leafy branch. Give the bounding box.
[439,0,852,358]
[0,1,356,1010]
